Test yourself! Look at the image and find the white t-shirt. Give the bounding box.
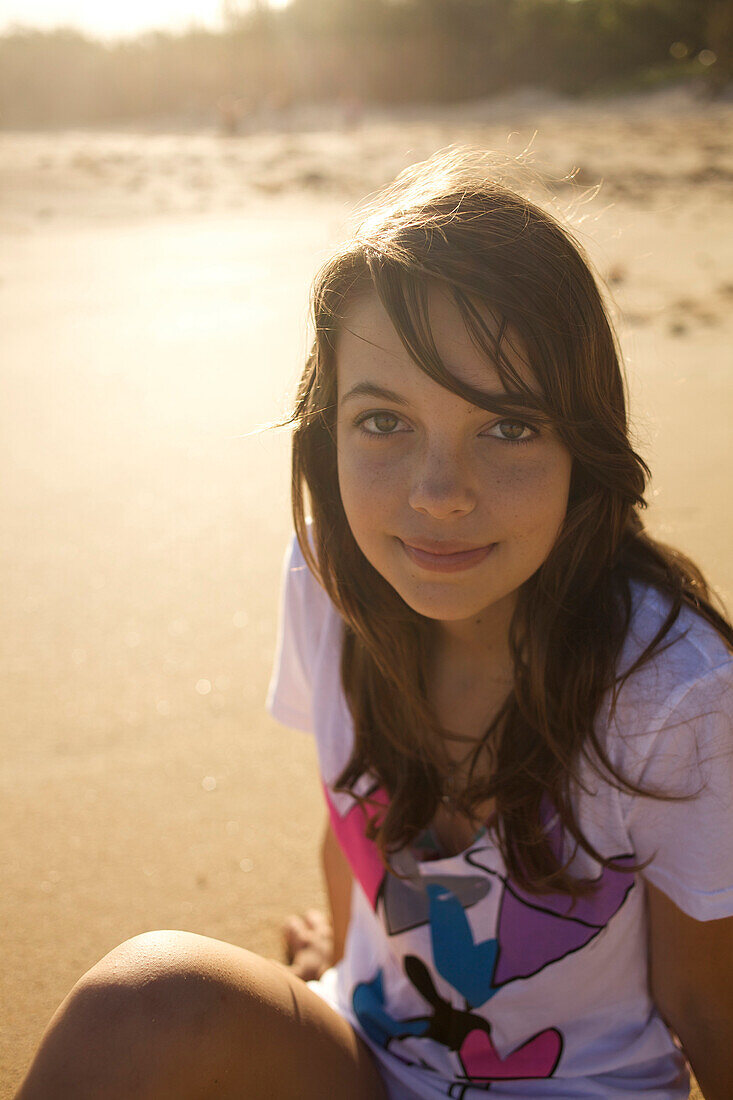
[267,533,733,1099]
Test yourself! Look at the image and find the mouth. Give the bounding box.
[398,539,496,574]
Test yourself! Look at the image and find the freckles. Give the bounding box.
[489,455,570,529]
[339,455,399,511]
[344,448,401,488]
[489,459,548,501]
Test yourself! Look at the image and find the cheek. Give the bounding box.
[491,453,571,537]
[338,454,386,548]
[338,446,402,516]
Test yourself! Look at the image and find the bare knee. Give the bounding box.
[18,930,243,1100]
[18,931,385,1100]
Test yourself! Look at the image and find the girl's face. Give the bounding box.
[335,289,573,634]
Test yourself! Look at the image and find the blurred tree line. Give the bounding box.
[0,0,730,127]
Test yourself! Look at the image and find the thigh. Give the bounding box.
[18,929,389,1100]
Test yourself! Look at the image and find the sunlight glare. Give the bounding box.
[0,0,290,39]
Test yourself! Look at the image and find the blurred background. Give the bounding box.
[1,0,732,126]
[1,2,731,1096]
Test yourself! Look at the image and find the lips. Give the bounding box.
[399,538,496,574]
[402,539,488,555]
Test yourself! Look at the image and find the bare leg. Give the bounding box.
[16,929,388,1100]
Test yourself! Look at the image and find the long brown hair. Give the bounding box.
[290,150,732,897]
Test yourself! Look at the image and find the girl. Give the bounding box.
[17,152,733,1100]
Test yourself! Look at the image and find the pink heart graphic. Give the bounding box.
[324,784,389,908]
[460,1025,562,1081]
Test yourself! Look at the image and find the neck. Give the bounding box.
[435,590,516,672]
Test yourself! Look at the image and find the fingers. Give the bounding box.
[283,913,314,957]
[283,910,332,949]
[304,908,328,928]
[281,910,335,979]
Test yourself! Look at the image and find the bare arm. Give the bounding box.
[282,818,353,980]
[322,817,353,965]
[647,881,733,1100]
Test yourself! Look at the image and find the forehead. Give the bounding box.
[335,286,533,395]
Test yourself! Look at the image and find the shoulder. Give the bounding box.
[267,529,343,732]
[282,526,325,596]
[619,579,731,707]
[602,580,732,767]
[602,585,733,921]
[279,527,339,649]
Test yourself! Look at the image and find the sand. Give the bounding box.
[2,86,731,1096]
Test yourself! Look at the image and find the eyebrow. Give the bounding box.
[339,382,411,407]
[338,379,523,410]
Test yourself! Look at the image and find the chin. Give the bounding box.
[395,588,496,623]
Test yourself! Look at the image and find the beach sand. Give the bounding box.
[2,86,731,1096]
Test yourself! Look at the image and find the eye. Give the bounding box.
[356,411,409,437]
[483,419,536,443]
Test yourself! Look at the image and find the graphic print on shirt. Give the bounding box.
[464,845,637,987]
[325,782,636,1089]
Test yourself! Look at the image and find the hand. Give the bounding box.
[282,908,334,981]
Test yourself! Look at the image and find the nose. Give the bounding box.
[407,442,476,519]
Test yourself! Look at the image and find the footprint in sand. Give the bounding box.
[667,295,722,334]
[606,264,627,286]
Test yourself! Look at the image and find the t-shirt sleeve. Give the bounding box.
[621,659,733,921]
[266,533,323,733]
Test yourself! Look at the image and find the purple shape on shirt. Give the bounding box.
[492,854,636,985]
